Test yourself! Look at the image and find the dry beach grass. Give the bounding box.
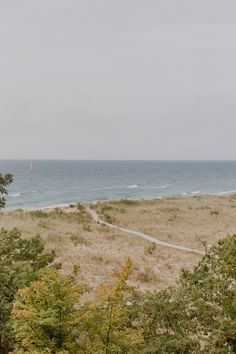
[94,195,236,249]
[1,195,236,293]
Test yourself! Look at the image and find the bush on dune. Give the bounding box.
[10,235,236,353]
[12,268,84,354]
[142,235,236,353]
[11,259,143,354]
[0,228,55,353]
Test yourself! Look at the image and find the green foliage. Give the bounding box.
[11,235,236,353]
[142,289,200,353]
[142,235,236,353]
[12,268,85,354]
[77,203,86,212]
[0,173,13,209]
[79,258,143,353]
[11,349,68,354]
[179,235,236,352]
[12,259,143,354]
[0,228,55,353]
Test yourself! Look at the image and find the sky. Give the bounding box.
[1,0,236,160]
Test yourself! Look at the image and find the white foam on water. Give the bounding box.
[126,185,138,188]
[9,190,38,197]
[217,190,236,196]
[21,190,38,194]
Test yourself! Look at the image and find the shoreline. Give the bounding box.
[4,191,236,212]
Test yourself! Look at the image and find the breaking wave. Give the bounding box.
[9,190,38,197]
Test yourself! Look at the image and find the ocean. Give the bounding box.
[1,160,236,210]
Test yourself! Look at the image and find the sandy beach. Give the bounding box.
[1,195,236,293]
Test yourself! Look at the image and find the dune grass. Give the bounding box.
[1,195,235,293]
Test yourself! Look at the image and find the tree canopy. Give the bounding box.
[11,236,236,353]
[0,229,55,353]
[142,235,236,353]
[0,173,13,209]
[12,268,84,354]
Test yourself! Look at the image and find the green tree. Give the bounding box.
[142,289,200,353]
[0,173,13,209]
[12,268,85,354]
[179,234,236,353]
[11,350,65,354]
[12,258,143,354]
[80,258,143,354]
[0,228,55,353]
[142,235,236,353]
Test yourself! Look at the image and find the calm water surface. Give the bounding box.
[1,160,236,210]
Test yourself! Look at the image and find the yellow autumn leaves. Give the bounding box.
[11,258,143,354]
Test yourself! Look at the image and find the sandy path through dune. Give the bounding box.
[86,206,205,256]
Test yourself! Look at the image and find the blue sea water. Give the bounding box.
[1,160,236,210]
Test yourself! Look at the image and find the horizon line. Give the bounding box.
[1,159,236,162]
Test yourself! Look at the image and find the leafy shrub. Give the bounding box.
[0,228,55,353]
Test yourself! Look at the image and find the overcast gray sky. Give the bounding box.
[1,0,236,160]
